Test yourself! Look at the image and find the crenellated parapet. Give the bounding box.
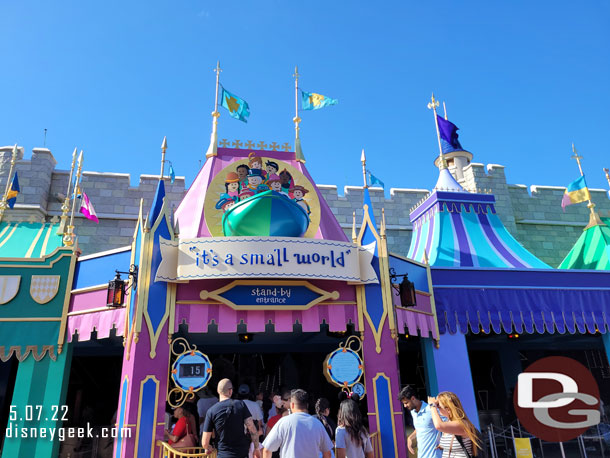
[2,145,610,265]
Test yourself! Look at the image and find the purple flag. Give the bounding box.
[79,191,99,223]
[437,115,463,153]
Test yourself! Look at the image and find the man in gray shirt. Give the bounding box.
[262,389,332,458]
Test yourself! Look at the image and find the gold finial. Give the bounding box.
[294,65,305,162]
[0,144,20,223]
[604,168,610,189]
[361,149,367,188]
[570,143,604,229]
[64,150,84,246]
[443,101,448,120]
[160,136,167,179]
[206,61,222,158]
[428,93,447,169]
[58,147,78,235]
[571,143,584,176]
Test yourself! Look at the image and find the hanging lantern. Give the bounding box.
[107,271,125,307]
[390,268,418,308]
[398,274,417,308]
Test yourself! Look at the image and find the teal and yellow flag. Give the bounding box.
[561,175,590,210]
[301,90,338,110]
[6,173,19,209]
[220,86,250,123]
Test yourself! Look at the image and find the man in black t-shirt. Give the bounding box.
[202,378,260,458]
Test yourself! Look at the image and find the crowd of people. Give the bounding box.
[164,379,374,458]
[163,380,484,458]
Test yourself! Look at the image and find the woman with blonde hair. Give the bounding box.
[428,392,483,457]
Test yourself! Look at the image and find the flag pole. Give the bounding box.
[0,145,19,223]
[205,61,222,158]
[443,101,448,120]
[428,93,447,169]
[64,151,83,246]
[294,66,305,163]
[160,136,167,179]
[361,149,368,188]
[571,143,604,229]
[57,148,78,235]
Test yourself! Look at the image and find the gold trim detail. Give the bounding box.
[25,225,46,258]
[134,375,160,458]
[372,373,399,457]
[199,280,339,311]
[0,344,56,362]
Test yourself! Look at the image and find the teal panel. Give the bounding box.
[0,322,59,349]
[2,346,72,458]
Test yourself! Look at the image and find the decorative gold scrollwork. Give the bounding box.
[340,335,363,353]
[170,337,197,357]
[168,337,203,409]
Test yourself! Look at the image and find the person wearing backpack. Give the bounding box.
[428,392,485,458]
[202,378,261,458]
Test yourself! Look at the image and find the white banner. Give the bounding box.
[155,237,378,284]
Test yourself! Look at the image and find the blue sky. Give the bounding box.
[1,1,609,195]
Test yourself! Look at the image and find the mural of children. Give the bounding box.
[265,160,280,183]
[215,196,235,213]
[224,172,240,202]
[279,169,293,194]
[248,152,265,178]
[267,176,283,194]
[291,185,311,215]
[236,164,250,189]
[246,169,270,194]
[238,189,255,201]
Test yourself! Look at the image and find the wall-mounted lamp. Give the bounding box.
[239,333,254,343]
[389,268,417,308]
[107,265,138,307]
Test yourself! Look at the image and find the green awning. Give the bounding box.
[0,222,63,258]
[559,217,610,270]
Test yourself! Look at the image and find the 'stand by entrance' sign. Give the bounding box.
[156,237,378,284]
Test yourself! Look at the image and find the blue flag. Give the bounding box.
[301,90,338,110]
[168,162,175,184]
[220,86,250,122]
[437,115,463,153]
[6,173,19,209]
[368,171,384,188]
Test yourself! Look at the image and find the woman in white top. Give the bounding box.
[335,400,373,458]
[428,391,482,457]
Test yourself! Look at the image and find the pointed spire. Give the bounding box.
[293,66,305,163]
[160,136,167,179]
[58,147,78,235]
[206,61,222,158]
[361,149,367,188]
[571,143,604,229]
[434,167,464,192]
[0,144,20,223]
[428,93,447,169]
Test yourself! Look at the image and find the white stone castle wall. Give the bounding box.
[1,146,609,267]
